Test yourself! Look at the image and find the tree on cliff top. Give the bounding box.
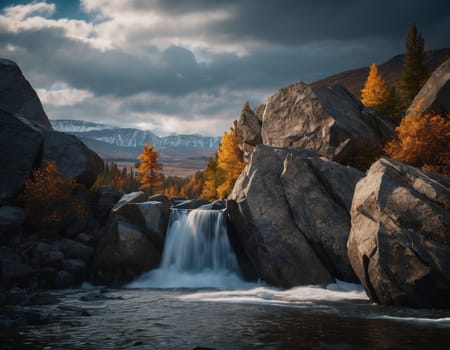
[136,143,163,195]
[398,23,428,110]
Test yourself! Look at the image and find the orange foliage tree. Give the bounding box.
[361,63,398,121]
[384,112,450,177]
[216,128,245,198]
[361,63,391,108]
[200,156,224,201]
[136,143,163,195]
[22,160,89,227]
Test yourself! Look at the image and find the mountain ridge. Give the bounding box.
[310,48,450,99]
[51,119,221,149]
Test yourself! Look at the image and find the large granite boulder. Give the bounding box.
[0,111,104,200]
[0,59,52,128]
[235,83,393,165]
[39,125,104,187]
[227,145,362,287]
[263,83,393,163]
[93,193,170,284]
[0,60,104,201]
[407,57,450,116]
[0,110,44,201]
[348,158,450,308]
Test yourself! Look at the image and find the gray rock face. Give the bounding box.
[0,60,104,200]
[112,200,170,251]
[0,110,44,201]
[348,158,450,308]
[252,104,265,121]
[260,83,393,163]
[407,58,450,116]
[40,127,104,187]
[227,145,362,287]
[0,59,52,129]
[234,107,262,161]
[94,193,170,284]
[0,111,104,200]
[112,191,147,211]
[234,83,393,165]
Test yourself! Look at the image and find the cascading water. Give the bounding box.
[128,209,250,289]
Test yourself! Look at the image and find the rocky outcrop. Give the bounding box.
[0,59,52,128]
[93,193,170,284]
[234,83,393,166]
[0,110,104,200]
[0,111,44,201]
[407,57,450,116]
[262,83,393,163]
[227,145,362,287]
[234,107,262,161]
[347,158,450,308]
[0,60,104,201]
[1,237,94,289]
[39,124,104,187]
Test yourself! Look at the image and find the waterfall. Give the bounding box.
[128,209,249,289]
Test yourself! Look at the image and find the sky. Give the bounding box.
[1,1,449,136]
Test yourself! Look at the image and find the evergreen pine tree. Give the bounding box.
[398,23,428,110]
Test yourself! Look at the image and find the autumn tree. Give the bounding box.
[398,23,428,110]
[22,160,88,227]
[200,156,223,201]
[361,63,390,107]
[136,143,163,195]
[361,63,398,120]
[384,111,450,177]
[216,128,245,198]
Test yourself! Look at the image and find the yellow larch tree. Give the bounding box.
[136,143,163,195]
[200,156,223,201]
[361,63,391,109]
[216,128,245,199]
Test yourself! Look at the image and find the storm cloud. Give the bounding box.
[1,0,449,135]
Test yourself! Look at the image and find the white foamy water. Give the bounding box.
[128,209,249,289]
[180,280,369,306]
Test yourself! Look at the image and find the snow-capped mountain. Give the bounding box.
[51,119,118,132]
[51,119,221,149]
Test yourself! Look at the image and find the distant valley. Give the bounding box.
[51,119,220,176]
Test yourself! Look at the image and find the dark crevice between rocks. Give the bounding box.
[362,255,379,303]
[281,189,337,282]
[305,158,351,219]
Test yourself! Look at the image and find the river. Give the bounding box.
[2,283,450,349]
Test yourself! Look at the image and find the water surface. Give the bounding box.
[2,284,450,350]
